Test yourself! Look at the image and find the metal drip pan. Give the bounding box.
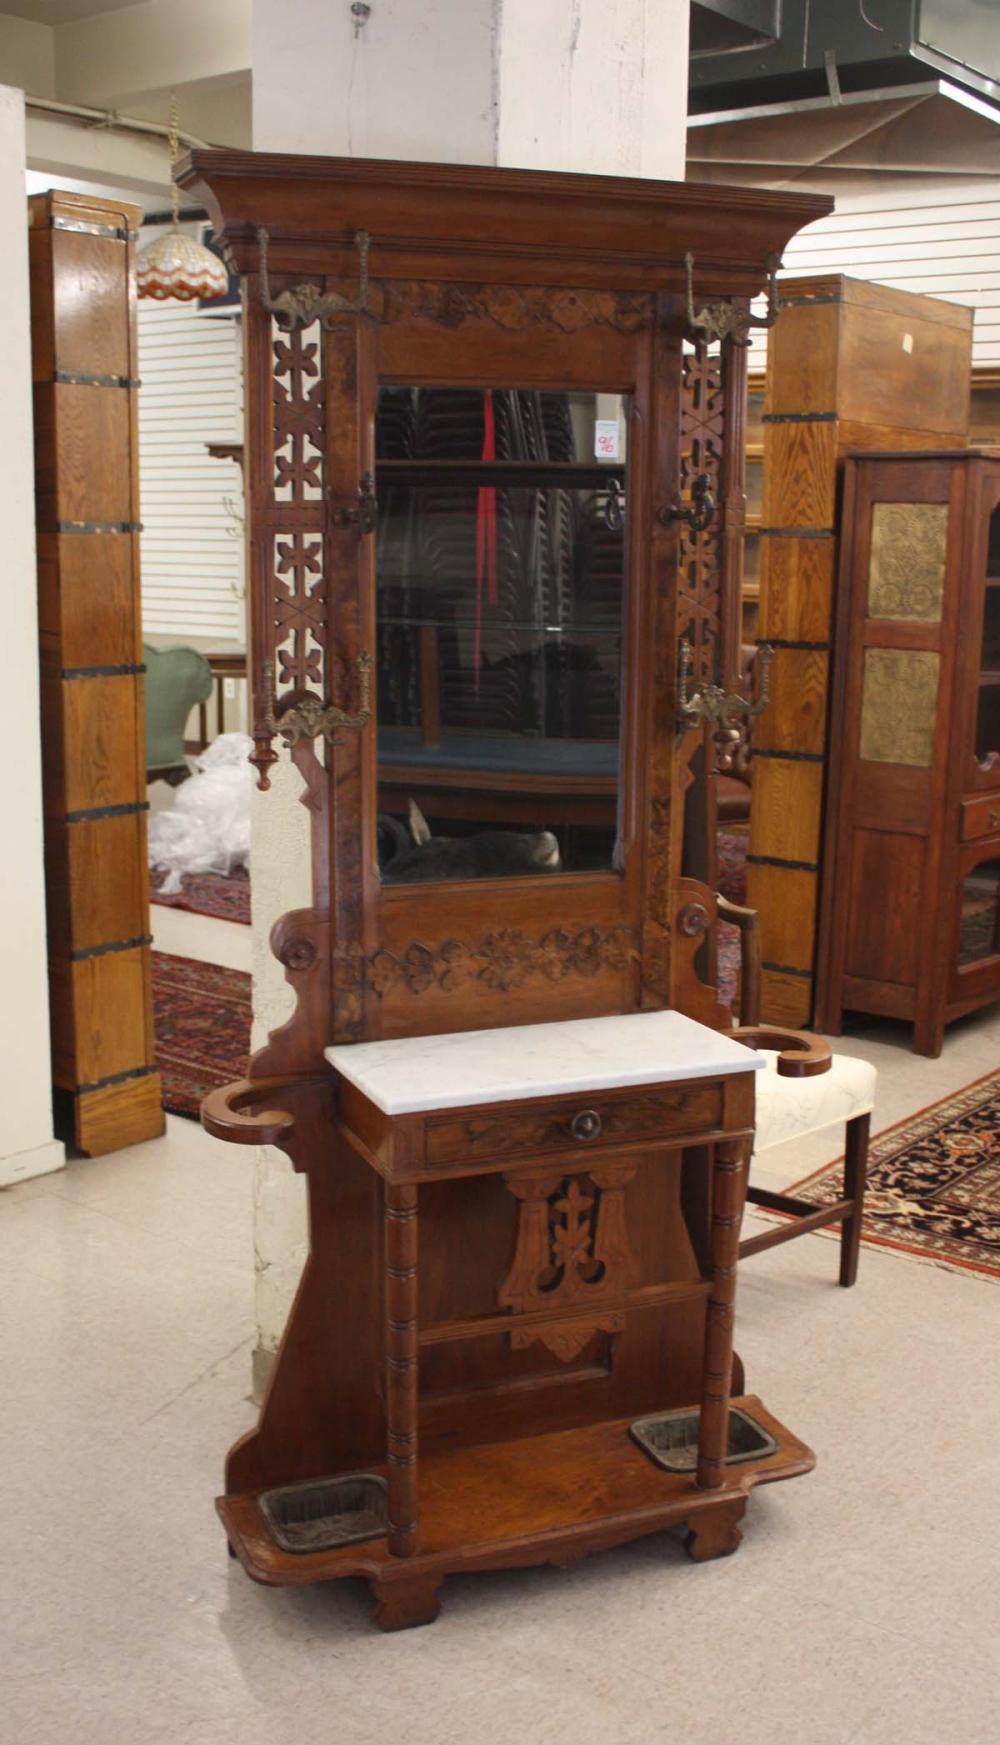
[630,1405,778,1473]
[259,1472,388,1553]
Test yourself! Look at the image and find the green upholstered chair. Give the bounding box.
[144,643,213,784]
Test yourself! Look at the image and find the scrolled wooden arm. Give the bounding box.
[730,1027,833,1079]
[201,1077,300,1146]
[716,893,760,1028]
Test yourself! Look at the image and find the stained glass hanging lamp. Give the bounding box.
[136,95,228,302]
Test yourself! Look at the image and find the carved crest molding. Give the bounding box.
[377,281,652,334]
[368,925,639,997]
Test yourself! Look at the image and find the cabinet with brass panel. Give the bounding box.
[818,449,1000,1055]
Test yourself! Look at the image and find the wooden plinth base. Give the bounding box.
[219,1395,813,1630]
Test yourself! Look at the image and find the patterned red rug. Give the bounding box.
[717,830,748,906]
[788,1068,1000,1281]
[717,829,748,1010]
[150,867,250,926]
[152,951,251,1119]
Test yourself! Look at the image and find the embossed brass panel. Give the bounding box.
[859,648,940,767]
[867,503,948,622]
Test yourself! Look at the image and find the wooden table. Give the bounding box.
[198,649,246,748]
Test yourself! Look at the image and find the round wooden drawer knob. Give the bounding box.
[572,1109,602,1142]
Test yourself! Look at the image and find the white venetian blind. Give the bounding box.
[748,182,1000,372]
[137,298,245,644]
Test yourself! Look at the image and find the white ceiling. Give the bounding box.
[2,1,144,22]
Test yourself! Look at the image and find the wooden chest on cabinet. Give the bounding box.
[817,450,1000,1056]
[28,191,163,1155]
[749,277,972,1028]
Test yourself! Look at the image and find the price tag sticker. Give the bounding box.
[594,419,620,460]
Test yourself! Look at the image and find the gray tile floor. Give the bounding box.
[4,990,1000,1743]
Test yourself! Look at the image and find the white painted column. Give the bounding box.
[249,0,689,1385]
[0,85,65,1188]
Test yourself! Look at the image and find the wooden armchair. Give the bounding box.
[718,895,876,1287]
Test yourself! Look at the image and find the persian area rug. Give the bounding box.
[150,867,250,926]
[152,951,251,1120]
[717,830,749,1010]
[787,1068,1000,1282]
[717,829,748,906]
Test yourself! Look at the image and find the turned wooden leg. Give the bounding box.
[697,1136,749,1490]
[369,1571,443,1632]
[385,1183,419,1557]
[685,1498,746,1563]
[839,1111,871,1289]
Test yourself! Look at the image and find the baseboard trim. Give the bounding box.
[0,1136,66,1189]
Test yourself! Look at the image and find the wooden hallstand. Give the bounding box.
[188,149,828,1629]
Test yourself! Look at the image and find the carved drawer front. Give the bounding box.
[961,795,1000,843]
[425,1081,724,1168]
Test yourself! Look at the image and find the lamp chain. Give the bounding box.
[168,91,179,228]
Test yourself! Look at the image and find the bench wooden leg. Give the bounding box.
[839,1112,871,1289]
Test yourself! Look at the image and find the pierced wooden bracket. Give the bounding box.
[498,1165,637,1361]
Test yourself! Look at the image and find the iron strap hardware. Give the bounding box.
[331,472,378,533]
[659,471,715,533]
[70,934,153,963]
[746,853,820,874]
[262,652,374,748]
[49,216,137,241]
[676,638,774,733]
[683,250,781,347]
[257,225,371,331]
[53,370,141,389]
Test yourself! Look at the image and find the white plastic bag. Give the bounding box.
[148,732,253,892]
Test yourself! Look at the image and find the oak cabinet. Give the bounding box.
[818,450,1000,1055]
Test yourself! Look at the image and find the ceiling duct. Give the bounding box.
[689,1,781,58]
[690,0,1000,113]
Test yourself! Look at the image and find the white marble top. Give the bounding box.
[326,1010,763,1115]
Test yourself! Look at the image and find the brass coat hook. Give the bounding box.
[676,639,773,735]
[257,226,371,331]
[683,252,781,347]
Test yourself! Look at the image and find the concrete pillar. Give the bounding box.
[249,0,689,1385]
[0,85,65,1188]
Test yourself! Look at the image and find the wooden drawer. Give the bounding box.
[961,794,1000,842]
[425,1080,724,1168]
